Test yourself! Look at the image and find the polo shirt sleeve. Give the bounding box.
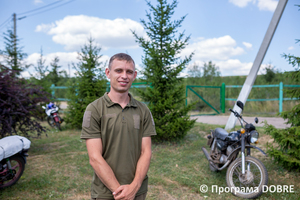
[80,103,102,139]
[142,106,156,137]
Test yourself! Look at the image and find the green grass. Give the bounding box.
[1,122,299,200]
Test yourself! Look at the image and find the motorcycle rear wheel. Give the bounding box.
[226,156,268,199]
[0,155,25,189]
[47,116,55,127]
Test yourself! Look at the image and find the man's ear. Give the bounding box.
[105,68,110,79]
[133,71,137,81]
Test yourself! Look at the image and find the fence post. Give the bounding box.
[279,82,283,113]
[51,84,55,98]
[221,83,226,113]
[186,86,188,106]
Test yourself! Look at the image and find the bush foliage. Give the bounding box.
[0,66,49,138]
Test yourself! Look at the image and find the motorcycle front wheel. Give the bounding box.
[0,155,25,189]
[226,156,268,199]
[54,116,62,131]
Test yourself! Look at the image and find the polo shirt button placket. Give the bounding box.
[122,109,125,123]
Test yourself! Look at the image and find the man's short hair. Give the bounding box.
[108,53,135,70]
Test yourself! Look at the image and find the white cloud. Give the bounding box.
[229,0,278,12]
[182,35,245,61]
[243,42,252,49]
[288,46,294,50]
[186,59,269,76]
[257,0,278,12]
[229,0,254,8]
[34,0,43,4]
[36,15,144,51]
[25,51,110,77]
[215,59,253,76]
[35,23,55,33]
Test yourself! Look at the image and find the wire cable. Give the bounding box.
[0,16,12,30]
[18,0,76,19]
[18,0,66,15]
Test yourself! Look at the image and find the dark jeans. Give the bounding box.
[91,192,147,200]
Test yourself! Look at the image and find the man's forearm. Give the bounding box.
[86,138,120,193]
[90,156,121,192]
[131,137,152,189]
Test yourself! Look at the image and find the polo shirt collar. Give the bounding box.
[104,92,137,108]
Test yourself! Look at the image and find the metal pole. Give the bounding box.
[279,82,283,113]
[13,13,17,69]
[225,0,288,130]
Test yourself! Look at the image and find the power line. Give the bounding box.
[0,16,12,30]
[18,0,63,16]
[18,0,76,19]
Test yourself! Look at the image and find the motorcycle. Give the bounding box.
[0,135,31,189]
[42,103,63,130]
[202,100,268,199]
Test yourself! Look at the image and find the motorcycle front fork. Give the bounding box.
[241,134,251,175]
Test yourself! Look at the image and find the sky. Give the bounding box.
[0,0,299,79]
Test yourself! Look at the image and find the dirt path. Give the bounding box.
[190,115,290,129]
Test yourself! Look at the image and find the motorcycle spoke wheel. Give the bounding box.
[47,116,55,127]
[226,156,268,199]
[0,156,25,189]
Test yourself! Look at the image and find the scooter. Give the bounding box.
[0,135,31,189]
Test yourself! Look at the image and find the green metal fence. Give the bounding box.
[225,82,300,113]
[51,82,299,114]
[185,82,300,114]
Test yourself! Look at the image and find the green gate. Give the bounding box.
[186,83,225,115]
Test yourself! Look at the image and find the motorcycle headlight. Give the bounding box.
[249,130,259,143]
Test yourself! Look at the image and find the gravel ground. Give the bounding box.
[191,115,290,129]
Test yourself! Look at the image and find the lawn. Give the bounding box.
[0,122,299,200]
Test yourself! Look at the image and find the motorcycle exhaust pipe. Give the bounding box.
[202,147,211,161]
[202,147,231,171]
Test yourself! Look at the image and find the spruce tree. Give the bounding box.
[48,56,67,86]
[132,0,195,141]
[29,47,51,94]
[265,32,300,171]
[1,29,28,76]
[65,37,107,129]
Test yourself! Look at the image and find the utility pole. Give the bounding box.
[225,0,288,130]
[13,13,17,68]
[13,13,16,52]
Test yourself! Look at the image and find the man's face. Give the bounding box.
[105,59,137,93]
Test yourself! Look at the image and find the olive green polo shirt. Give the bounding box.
[81,92,156,199]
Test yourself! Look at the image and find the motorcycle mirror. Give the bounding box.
[42,106,46,109]
[236,100,244,110]
[255,117,259,124]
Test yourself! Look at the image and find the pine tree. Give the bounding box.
[132,0,195,141]
[1,29,28,76]
[65,37,107,129]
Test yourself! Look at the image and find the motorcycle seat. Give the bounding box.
[214,128,229,140]
[0,136,31,161]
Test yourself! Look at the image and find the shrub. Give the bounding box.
[0,65,49,138]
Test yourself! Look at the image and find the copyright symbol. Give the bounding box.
[199,184,208,193]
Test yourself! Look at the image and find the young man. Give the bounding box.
[81,53,156,200]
